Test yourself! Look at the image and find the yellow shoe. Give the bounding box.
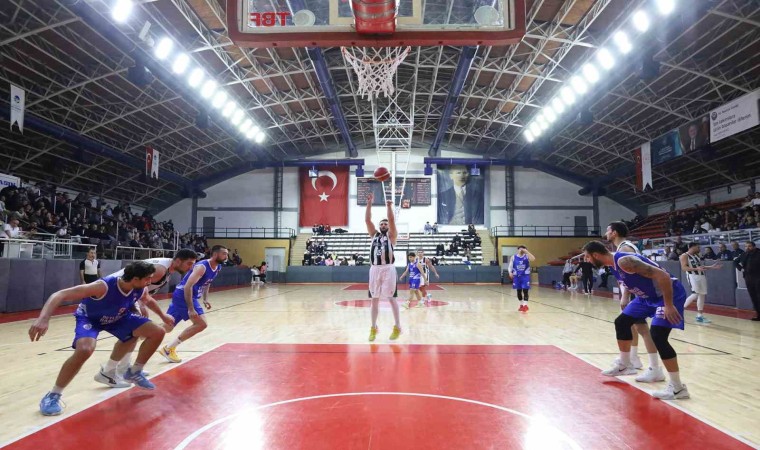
[368,326,378,342]
[159,346,182,363]
[389,325,401,340]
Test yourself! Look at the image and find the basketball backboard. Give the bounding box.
[227,0,525,48]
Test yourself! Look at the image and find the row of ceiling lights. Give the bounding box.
[110,0,266,144]
[523,0,678,143]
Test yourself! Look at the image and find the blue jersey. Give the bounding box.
[74,275,145,326]
[512,254,530,276]
[408,261,422,280]
[612,252,680,301]
[172,259,221,306]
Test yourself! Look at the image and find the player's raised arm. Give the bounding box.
[365,193,377,237]
[386,199,397,245]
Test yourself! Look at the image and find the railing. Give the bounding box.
[114,246,179,260]
[187,227,296,239]
[642,228,760,249]
[1,238,95,259]
[490,225,600,237]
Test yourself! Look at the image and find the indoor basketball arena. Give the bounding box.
[1,0,760,448]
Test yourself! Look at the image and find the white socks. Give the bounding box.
[619,351,632,367]
[51,385,64,394]
[104,358,119,372]
[131,363,145,373]
[630,346,638,358]
[167,337,183,349]
[648,353,660,369]
[669,371,682,390]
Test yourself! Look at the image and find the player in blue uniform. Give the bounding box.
[29,261,165,415]
[399,252,425,308]
[583,241,690,400]
[159,245,228,363]
[509,246,536,312]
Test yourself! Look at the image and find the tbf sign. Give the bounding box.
[249,11,290,27]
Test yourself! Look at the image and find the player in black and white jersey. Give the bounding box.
[680,242,722,324]
[365,192,401,341]
[93,249,198,387]
[605,222,663,383]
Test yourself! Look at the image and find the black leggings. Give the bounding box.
[516,289,529,301]
[562,273,571,286]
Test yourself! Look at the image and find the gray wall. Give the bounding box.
[285,265,501,284]
[0,261,252,313]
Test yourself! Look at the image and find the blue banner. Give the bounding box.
[650,130,683,165]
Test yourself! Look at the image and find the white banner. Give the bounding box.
[151,149,159,179]
[10,84,25,133]
[0,172,21,189]
[641,142,652,190]
[709,88,760,143]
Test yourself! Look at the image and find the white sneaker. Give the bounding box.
[652,383,690,400]
[601,363,637,376]
[94,367,131,388]
[614,355,643,370]
[635,366,666,383]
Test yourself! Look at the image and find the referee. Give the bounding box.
[79,247,102,284]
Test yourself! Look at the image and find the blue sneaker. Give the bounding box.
[39,392,64,416]
[696,316,711,324]
[125,368,155,390]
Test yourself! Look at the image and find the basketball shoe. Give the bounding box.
[652,383,690,400]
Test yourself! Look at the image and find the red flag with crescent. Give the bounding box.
[299,166,349,227]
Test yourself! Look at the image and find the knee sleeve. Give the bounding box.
[650,326,676,360]
[614,314,637,340]
[516,289,523,301]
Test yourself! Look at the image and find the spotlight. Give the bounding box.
[538,120,549,132]
[613,31,633,54]
[570,76,588,95]
[222,101,236,118]
[543,107,557,123]
[172,53,189,75]
[632,10,650,33]
[231,109,245,126]
[201,79,217,99]
[529,121,542,136]
[560,86,576,105]
[212,91,228,109]
[188,68,204,88]
[551,97,565,115]
[524,129,535,143]
[596,48,615,70]
[656,0,676,15]
[582,63,600,84]
[239,119,253,133]
[111,0,133,23]
[154,37,173,60]
[254,131,266,143]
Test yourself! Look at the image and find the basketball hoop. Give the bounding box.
[341,46,411,99]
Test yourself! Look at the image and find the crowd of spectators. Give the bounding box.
[662,238,745,262]
[662,193,760,237]
[435,231,481,260]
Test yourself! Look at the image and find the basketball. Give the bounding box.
[373,166,391,182]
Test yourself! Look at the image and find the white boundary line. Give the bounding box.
[173,391,583,450]
[562,346,758,448]
[0,342,228,448]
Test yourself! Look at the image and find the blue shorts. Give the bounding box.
[513,274,531,290]
[73,314,150,349]
[409,278,421,290]
[622,287,687,330]
[167,301,204,324]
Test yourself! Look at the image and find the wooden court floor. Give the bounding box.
[0,283,758,448]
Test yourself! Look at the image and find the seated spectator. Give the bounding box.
[467,223,476,236]
[703,247,717,260]
[258,261,268,283]
[231,249,242,266]
[431,256,439,266]
[424,222,432,235]
[339,257,349,266]
[312,224,318,235]
[347,258,356,266]
[436,243,445,256]
[716,243,732,261]
[432,222,439,234]
[325,224,331,234]
[453,233,462,245]
[325,256,335,266]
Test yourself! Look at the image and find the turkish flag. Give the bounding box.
[299,166,349,227]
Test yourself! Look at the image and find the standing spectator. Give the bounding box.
[79,248,102,284]
[1,216,22,257]
[562,258,575,289]
[736,241,760,321]
[577,260,595,295]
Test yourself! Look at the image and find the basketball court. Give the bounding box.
[1,284,758,449]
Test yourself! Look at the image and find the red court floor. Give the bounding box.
[5,344,751,449]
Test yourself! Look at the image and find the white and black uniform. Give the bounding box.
[368,231,397,298]
[110,258,173,295]
[80,258,100,284]
[418,256,430,286]
[684,253,707,295]
[617,240,640,254]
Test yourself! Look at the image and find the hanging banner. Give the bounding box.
[633,142,652,191]
[650,130,682,165]
[709,88,760,143]
[10,84,25,133]
[299,166,349,227]
[146,146,159,179]
[0,172,21,189]
[677,115,710,153]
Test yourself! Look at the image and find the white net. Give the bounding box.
[341,46,411,99]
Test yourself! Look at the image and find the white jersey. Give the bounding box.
[109,258,173,295]
[617,240,640,254]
